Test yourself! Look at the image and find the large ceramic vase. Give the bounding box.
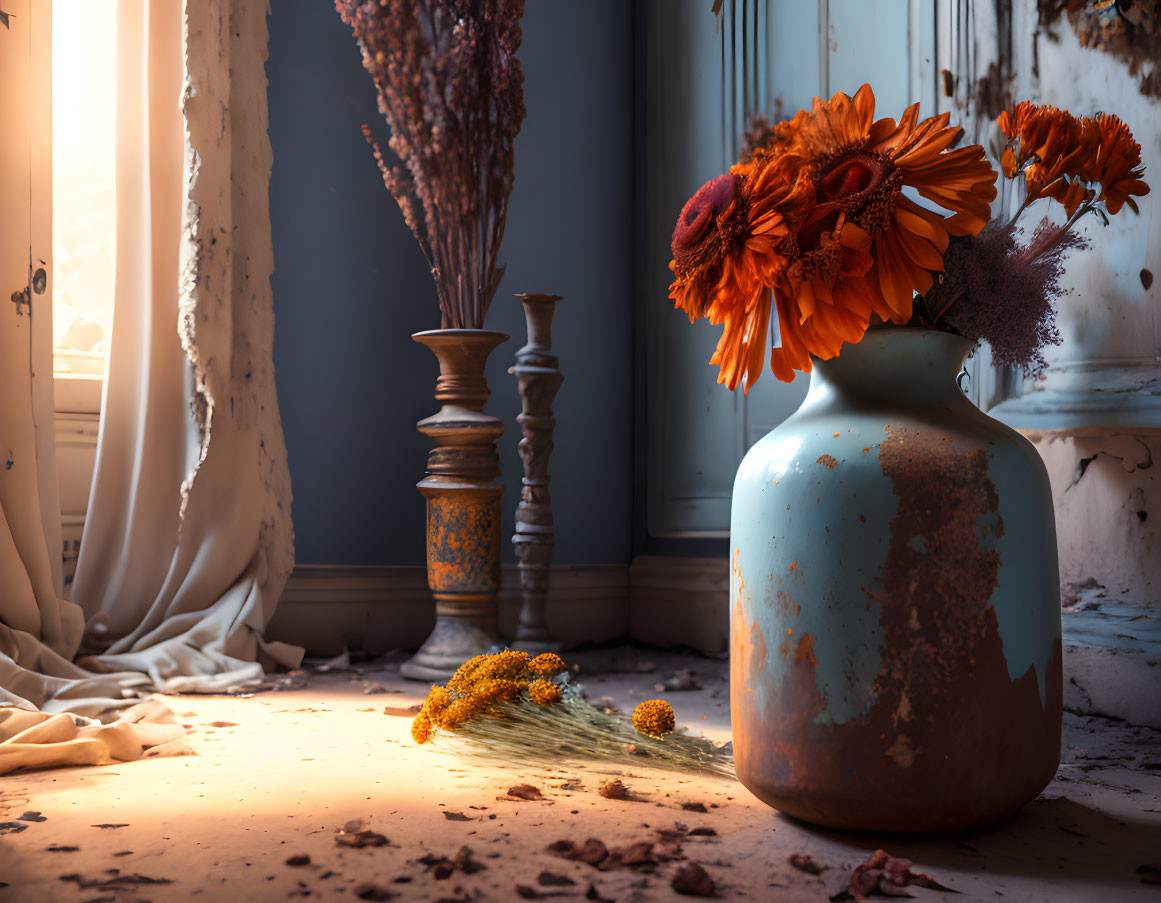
[401,329,508,682]
[730,328,1063,832]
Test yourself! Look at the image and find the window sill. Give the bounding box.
[53,373,103,416]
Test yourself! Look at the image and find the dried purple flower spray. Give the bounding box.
[336,0,527,329]
[926,221,1086,379]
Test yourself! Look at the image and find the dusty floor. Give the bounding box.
[0,646,1159,902]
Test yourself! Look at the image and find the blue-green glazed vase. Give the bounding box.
[729,328,1062,831]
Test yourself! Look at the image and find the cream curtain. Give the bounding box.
[1,0,299,768]
[70,0,301,690]
[70,0,304,682]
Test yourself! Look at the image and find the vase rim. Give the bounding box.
[852,325,975,344]
[413,329,510,340]
[808,326,976,400]
[813,326,975,363]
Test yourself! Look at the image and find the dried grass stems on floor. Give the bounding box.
[409,651,734,779]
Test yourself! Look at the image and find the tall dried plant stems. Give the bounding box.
[337,0,526,329]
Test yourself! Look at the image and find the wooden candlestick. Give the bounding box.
[510,293,564,653]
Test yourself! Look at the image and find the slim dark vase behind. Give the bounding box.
[509,293,564,653]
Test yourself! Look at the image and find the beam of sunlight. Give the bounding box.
[51,0,118,379]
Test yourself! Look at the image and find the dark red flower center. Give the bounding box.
[795,207,841,255]
[672,173,737,259]
[816,153,887,202]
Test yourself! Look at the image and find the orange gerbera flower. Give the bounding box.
[671,85,998,388]
[1088,113,1150,215]
[766,212,876,380]
[669,156,807,392]
[998,102,1087,210]
[996,104,1148,218]
[765,84,996,380]
[996,101,1038,171]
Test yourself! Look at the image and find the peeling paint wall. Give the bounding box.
[1037,0,1161,98]
[1029,429,1160,602]
[978,2,1161,607]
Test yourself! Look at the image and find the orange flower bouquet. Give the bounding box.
[669,85,1150,390]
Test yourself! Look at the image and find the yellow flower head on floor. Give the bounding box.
[434,695,490,731]
[445,654,492,693]
[481,649,533,681]
[410,709,434,744]
[528,652,567,677]
[632,699,676,737]
[474,678,523,706]
[423,685,452,719]
[528,679,562,705]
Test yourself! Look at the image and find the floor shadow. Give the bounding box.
[786,794,1161,896]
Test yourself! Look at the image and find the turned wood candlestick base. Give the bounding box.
[509,294,564,654]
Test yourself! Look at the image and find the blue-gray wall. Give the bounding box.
[267,1,634,566]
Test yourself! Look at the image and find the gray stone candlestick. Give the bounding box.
[510,293,564,653]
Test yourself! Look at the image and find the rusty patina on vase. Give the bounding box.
[425,492,501,595]
[401,329,507,682]
[730,330,1062,831]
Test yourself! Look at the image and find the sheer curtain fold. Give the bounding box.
[1,0,300,744]
[71,0,193,642]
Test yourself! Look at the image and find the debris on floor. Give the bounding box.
[597,778,632,800]
[850,849,959,899]
[0,647,1156,902]
[671,861,714,896]
[505,783,544,801]
[654,669,702,692]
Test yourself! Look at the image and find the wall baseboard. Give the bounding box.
[629,555,729,654]
[268,562,631,657]
[271,557,730,657]
[271,559,1161,730]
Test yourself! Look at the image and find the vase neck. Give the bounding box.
[807,329,975,406]
[516,294,561,368]
[414,329,508,410]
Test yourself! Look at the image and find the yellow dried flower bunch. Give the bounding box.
[447,649,531,692]
[632,699,677,737]
[411,649,566,744]
[406,653,732,779]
